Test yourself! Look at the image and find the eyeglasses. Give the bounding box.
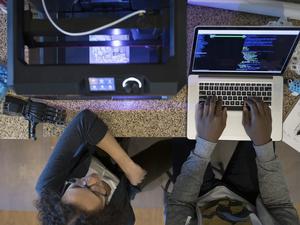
[62,177,109,205]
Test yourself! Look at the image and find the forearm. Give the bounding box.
[254,142,292,205]
[254,142,299,224]
[167,138,216,225]
[96,132,133,174]
[171,137,216,203]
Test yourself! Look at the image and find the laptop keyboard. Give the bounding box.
[199,82,272,111]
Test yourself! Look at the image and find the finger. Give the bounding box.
[203,97,210,117]
[246,98,258,117]
[252,98,265,115]
[264,103,272,123]
[198,102,204,119]
[242,101,250,126]
[215,100,223,117]
[141,171,147,181]
[223,107,228,122]
[209,96,217,116]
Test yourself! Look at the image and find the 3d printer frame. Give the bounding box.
[8,0,187,99]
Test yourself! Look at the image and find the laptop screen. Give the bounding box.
[192,29,300,74]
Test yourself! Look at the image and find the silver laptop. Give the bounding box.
[187,26,300,141]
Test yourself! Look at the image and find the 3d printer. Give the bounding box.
[8,0,187,99]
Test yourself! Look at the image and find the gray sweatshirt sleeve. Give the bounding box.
[254,142,300,225]
[166,137,216,225]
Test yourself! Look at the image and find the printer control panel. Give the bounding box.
[87,76,144,95]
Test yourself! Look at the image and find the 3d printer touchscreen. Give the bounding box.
[88,77,116,92]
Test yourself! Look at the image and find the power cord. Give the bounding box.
[41,0,146,36]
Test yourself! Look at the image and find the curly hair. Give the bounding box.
[35,190,128,225]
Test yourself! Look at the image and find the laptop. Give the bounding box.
[187,26,300,141]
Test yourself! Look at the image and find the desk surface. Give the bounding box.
[0,6,299,139]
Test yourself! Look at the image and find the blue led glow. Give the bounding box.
[112,40,122,47]
[112,29,122,35]
[89,34,130,64]
[89,77,116,92]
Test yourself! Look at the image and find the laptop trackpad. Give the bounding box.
[220,111,250,141]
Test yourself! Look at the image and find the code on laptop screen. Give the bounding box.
[192,30,299,74]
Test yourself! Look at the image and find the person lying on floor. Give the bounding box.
[35,109,171,225]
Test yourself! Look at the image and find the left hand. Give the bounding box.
[196,96,227,143]
[124,161,147,186]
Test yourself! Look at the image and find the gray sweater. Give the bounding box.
[166,138,300,225]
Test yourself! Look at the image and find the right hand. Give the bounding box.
[124,161,147,186]
[242,98,272,146]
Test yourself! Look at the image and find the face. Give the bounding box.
[62,173,111,212]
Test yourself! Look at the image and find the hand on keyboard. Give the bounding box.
[198,82,272,111]
[196,96,227,143]
[242,98,272,146]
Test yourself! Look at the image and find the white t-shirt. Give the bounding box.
[86,157,120,204]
